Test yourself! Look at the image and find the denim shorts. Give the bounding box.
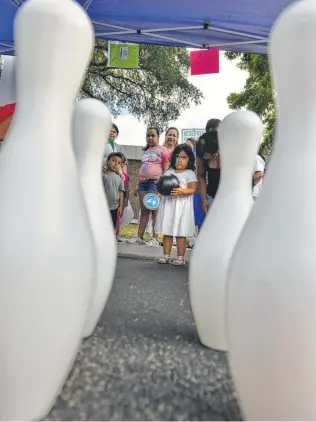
[138,179,157,193]
[206,194,214,204]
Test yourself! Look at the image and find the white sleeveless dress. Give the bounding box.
[155,169,197,237]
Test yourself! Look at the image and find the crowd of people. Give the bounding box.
[102,118,266,266]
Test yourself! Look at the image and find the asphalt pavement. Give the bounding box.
[47,257,241,421]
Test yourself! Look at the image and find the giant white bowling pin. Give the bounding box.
[227,0,316,419]
[0,0,95,420]
[189,110,262,351]
[73,99,117,338]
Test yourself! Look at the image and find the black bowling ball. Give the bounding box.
[156,173,180,196]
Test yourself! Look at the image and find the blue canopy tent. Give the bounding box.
[0,0,295,55]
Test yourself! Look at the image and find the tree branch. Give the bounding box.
[89,71,134,99]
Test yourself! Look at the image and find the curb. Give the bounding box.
[117,242,192,261]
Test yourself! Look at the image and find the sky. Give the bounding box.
[114,52,248,147]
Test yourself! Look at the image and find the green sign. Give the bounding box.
[107,42,140,69]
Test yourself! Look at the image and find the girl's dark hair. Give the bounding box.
[107,152,124,162]
[205,118,221,132]
[112,123,119,135]
[170,144,196,171]
[143,126,160,151]
[197,131,218,158]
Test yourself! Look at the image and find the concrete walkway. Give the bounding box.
[117,242,192,261]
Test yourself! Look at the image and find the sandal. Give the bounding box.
[157,254,171,264]
[172,256,185,266]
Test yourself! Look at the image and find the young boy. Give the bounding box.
[103,152,125,229]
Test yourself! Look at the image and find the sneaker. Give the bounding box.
[188,236,196,249]
[126,236,146,244]
[145,237,160,247]
[116,235,122,243]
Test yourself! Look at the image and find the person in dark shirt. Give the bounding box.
[196,118,221,215]
[205,118,221,133]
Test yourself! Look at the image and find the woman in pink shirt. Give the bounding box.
[163,127,179,153]
[128,127,169,246]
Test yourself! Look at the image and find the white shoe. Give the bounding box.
[188,236,196,248]
[126,236,146,244]
[145,237,160,247]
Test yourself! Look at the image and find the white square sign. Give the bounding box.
[181,128,204,143]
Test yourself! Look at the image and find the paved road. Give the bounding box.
[47,257,241,421]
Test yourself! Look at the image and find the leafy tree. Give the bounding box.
[225,52,275,154]
[82,40,203,131]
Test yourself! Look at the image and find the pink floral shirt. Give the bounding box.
[139,145,169,181]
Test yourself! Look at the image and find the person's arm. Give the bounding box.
[253,171,264,185]
[125,179,130,206]
[196,156,210,214]
[118,190,124,216]
[118,177,125,216]
[253,155,265,186]
[171,181,197,196]
[164,161,170,171]
[162,149,171,172]
[102,160,107,173]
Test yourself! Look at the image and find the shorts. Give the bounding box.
[138,179,157,193]
[195,194,214,229]
[206,194,214,204]
[110,208,118,228]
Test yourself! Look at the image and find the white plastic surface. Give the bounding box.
[73,98,117,338]
[120,200,134,227]
[0,0,95,419]
[227,0,316,419]
[189,110,262,351]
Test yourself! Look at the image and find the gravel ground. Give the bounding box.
[47,257,242,421]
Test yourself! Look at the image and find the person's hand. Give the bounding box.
[171,187,183,196]
[119,207,124,217]
[202,199,211,214]
[204,151,220,169]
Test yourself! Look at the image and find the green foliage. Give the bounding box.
[82,40,203,131]
[224,52,275,154]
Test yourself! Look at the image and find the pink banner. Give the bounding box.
[190,49,219,76]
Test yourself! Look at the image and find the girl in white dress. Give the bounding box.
[156,144,197,266]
